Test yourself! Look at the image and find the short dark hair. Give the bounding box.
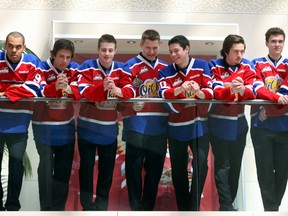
[265,27,286,42]
[141,29,160,42]
[5,31,25,45]
[51,39,75,58]
[98,34,117,49]
[220,34,246,58]
[168,35,190,50]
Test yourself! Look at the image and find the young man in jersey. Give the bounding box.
[121,29,168,211]
[158,35,213,211]
[32,39,80,210]
[0,31,43,211]
[251,27,288,211]
[77,34,135,211]
[208,34,255,211]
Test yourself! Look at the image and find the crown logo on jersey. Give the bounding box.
[261,66,272,73]
[47,74,57,82]
[93,74,103,80]
[0,67,9,73]
[221,72,230,79]
[139,66,149,74]
[172,77,183,87]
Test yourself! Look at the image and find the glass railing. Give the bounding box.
[0,97,287,212]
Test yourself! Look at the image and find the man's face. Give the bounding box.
[266,34,285,57]
[98,42,116,67]
[169,43,189,68]
[5,35,26,63]
[140,39,160,61]
[52,49,72,71]
[225,43,245,66]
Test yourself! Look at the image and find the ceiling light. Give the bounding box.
[74,40,83,44]
[127,40,136,44]
[205,42,214,46]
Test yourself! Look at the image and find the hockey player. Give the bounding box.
[158,35,213,211]
[32,39,80,210]
[208,34,255,211]
[77,34,135,211]
[0,31,43,211]
[251,27,288,211]
[121,29,168,211]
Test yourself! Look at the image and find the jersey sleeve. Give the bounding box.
[78,70,107,102]
[118,68,135,100]
[237,63,256,101]
[5,67,43,102]
[158,67,186,113]
[209,61,235,101]
[199,60,213,100]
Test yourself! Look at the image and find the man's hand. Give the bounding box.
[231,77,245,96]
[56,74,68,90]
[278,95,288,105]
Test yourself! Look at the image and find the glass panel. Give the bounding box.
[0,98,287,211]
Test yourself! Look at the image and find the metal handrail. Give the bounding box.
[0,96,280,105]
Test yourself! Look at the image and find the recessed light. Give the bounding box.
[205,42,214,46]
[74,40,83,44]
[127,40,136,44]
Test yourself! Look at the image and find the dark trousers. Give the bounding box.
[125,131,167,211]
[210,131,247,211]
[169,134,209,211]
[0,133,28,211]
[251,127,288,211]
[36,141,75,211]
[78,135,117,211]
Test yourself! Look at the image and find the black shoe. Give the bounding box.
[219,206,238,211]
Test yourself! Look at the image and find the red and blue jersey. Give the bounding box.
[77,59,135,145]
[158,58,213,141]
[0,51,42,133]
[121,54,168,137]
[32,58,79,146]
[251,56,288,131]
[208,58,255,140]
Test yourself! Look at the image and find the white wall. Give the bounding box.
[1,0,288,211]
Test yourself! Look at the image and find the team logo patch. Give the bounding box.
[133,77,143,87]
[265,75,282,93]
[139,78,158,98]
[184,89,195,99]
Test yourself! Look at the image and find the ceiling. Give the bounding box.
[51,21,239,57]
[68,38,223,56]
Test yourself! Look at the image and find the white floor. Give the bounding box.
[1,211,288,216]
